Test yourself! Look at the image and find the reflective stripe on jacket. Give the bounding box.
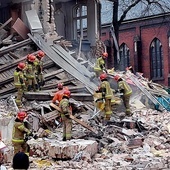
[118,80,132,96]
[14,71,25,88]
[100,80,112,99]
[12,122,30,142]
[94,57,105,71]
[59,98,71,117]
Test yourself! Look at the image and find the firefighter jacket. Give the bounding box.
[94,57,105,72]
[52,87,69,103]
[24,62,35,79]
[14,70,25,88]
[59,98,72,117]
[12,122,31,143]
[118,80,132,96]
[34,58,43,74]
[100,80,112,100]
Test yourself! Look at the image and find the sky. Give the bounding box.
[101,0,170,24]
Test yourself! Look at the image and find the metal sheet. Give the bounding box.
[25,9,43,33]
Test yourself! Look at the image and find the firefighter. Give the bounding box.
[97,73,112,121]
[94,52,108,77]
[34,50,45,90]
[59,90,72,141]
[25,54,39,91]
[12,112,31,155]
[14,62,26,108]
[52,83,69,104]
[114,75,132,116]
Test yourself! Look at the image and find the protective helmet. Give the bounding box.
[17,111,27,121]
[100,73,107,81]
[63,90,71,98]
[57,83,63,90]
[37,50,45,58]
[114,75,120,81]
[28,55,36,62]
[102,52,108,58]
[27,54,31,60]
[17,62,26,70]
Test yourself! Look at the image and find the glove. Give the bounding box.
[20,78,24,84]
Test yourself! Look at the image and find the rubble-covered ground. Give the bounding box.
[1,88,170,170]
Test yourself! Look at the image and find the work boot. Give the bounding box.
[126,111,133,117]
[62,137,66,141]
[34,84,39,92]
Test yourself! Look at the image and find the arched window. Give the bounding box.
[73,5,87,40]
[119,43,130,71]
[150,38,163,79]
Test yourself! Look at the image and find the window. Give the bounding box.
[119,43,130,71]
[150,38,163,79]
[73,5,87,40]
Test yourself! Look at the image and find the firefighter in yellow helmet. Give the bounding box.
[34,50,45,90]
[59,90,72,141]
[97,73,112,121]
[14,62,26,108]
[114,75,132,116]
[94,52,108,77]
[12,112,31,155]
[25,54,39,91]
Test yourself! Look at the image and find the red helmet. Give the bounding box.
[28,55,36,62]
[17,111,27,121]
[17,62,26,70]
[57,83,63,90]
[102,52,108,58]
[114,75,120,81]
[37,50,45,58]
[63,90,71,98]
[100,73,107,81]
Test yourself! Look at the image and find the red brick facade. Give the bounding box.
[101,13,170,86]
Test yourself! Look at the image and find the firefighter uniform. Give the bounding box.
[117,79,132,116]
[94,57,105,77]
[14,64,26,108]
[25,56,39,91]
[99,73,112,120]
[34,58,44,89]
[12,113,31,155]
[94,52,108,77]
[59,91,72,141]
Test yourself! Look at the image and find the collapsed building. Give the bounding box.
[0,0,170,169]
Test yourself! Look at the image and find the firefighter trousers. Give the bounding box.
[122,94,132,115]
[62,117,72,140]
[104,98,112,120]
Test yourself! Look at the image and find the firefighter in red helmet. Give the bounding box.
[14,62,26,108]
[94,52,108,77]
[34,50,45,89]
[97,73,113,122]
[25,54,39,91]
[12,112,32,155]
[59,90,72,141]
[114,75,132,116]
[52,83,69,104]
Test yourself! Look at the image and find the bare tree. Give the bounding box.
[106,0,170,69]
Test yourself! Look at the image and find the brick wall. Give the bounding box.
[101,13,170,86]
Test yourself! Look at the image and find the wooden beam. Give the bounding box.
[50,103,97,134]
[0,18,12,31]
[0,38,32,56]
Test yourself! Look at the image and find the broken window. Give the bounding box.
[150,38,164,79]
[119,43,130,71]
[73,4,87,40]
